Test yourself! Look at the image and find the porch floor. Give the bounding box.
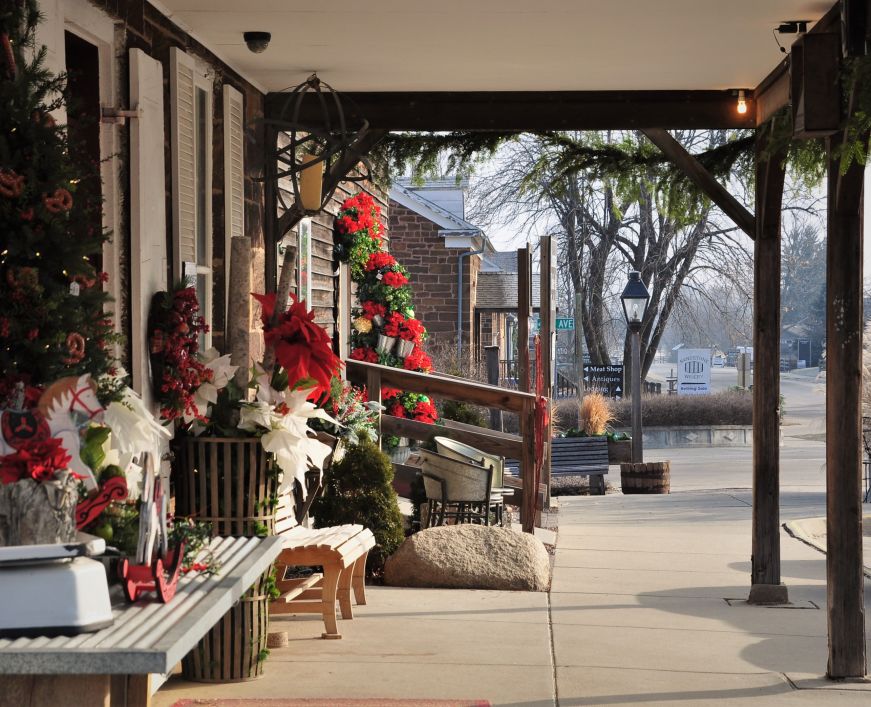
[156,464,870,706]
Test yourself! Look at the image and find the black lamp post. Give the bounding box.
[620,271,650,463]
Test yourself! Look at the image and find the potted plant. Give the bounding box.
[151,284,342,681]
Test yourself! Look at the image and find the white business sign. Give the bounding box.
[677,348,711,396]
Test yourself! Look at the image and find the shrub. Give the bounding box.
[611,390,753,427]
[440,399,489,428]
[310,438,405,577]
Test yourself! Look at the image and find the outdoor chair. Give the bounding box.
[417,449,502,528]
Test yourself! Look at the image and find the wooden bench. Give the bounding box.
[270,494,375,639]
[506,436,610,495]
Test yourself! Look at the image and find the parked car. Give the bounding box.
[712,354,725,367]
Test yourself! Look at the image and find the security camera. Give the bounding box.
[243,32,271,54]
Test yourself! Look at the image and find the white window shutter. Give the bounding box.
[170,47,197,278]
[129,49,167,409]
[223,84,245,302]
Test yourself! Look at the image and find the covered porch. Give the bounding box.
[158,0,866,680]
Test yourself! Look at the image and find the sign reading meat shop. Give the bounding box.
[677,348,711,396]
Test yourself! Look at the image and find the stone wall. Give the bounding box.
[388,202,478,354]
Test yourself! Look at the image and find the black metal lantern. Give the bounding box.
[620,271,650,332]
[267,74,371,216]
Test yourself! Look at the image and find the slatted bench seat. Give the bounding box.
[271,497,375,639]
[506,436,610,495]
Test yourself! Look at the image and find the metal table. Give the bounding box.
[0,535,283,707]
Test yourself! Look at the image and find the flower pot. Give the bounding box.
[620,461,670,494]
[376,334,396,355]
[388,438,411,464]
[395,339,415,358]
[372,315,384,327]
[0,474,78,546]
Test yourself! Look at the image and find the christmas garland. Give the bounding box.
[334,193,437,447]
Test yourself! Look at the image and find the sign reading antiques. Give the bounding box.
[555,317,575,331]
[584,364,624,399]
[677,348,712,395]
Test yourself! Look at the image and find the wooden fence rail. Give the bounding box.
[345,359,542,532]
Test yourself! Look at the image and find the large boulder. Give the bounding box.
[384,525,551,591]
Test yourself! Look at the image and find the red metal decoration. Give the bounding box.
[76,476,129,529]
[119,540,186,603]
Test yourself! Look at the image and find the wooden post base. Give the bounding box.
[2,675,114,707]
[748,583,789,605]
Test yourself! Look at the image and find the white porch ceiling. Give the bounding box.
[155,0,833,93]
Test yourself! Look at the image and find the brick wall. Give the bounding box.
[388,202,478,353]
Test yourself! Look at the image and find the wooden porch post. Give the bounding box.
[748,126,787,605]
[825,132,866,678]
[539,236,554,505]
[517,246,531,392]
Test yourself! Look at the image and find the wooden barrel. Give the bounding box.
[620,461,670,494]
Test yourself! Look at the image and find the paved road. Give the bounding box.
[641,364,828,498]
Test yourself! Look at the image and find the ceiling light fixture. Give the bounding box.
[736,90,748,115]
[777,20,809,34]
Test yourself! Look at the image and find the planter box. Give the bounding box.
[607,439,632,464]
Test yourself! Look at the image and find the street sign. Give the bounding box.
[584,364,624,399]
[556,317,575,331]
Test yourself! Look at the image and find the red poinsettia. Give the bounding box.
[383,312,406,338]
[400,317,427,343]
[413,399,438,424]
[381,386,402,400]
[403,346,433,373]
[361,301,386,320]
[254,292,343,399]
[350,346,379,363]
[365,251,397,271]
[0,437,73,484]
[382,271,408,288]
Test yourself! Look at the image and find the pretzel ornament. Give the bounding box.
[43,187,74,213]
[63,332,86,365]
[0,170,24,198]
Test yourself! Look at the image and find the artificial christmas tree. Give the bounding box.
[0,0,119,387]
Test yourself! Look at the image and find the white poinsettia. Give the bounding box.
[104,387,172,458]
[238,383,340,497]
[184,348,239,425]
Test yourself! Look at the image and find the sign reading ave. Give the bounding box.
[555,317,575,331]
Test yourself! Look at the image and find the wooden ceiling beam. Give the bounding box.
[265,90,756,131]
[641,128,756,239]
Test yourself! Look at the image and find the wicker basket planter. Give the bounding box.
[620,461,670,494]
[180,570,271,682]
[173,436,278,537]
[173,436,279,682]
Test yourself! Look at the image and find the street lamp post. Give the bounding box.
[621,271,651,464]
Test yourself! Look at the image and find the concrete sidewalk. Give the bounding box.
[155,489,870,706]
[553,491,871,706]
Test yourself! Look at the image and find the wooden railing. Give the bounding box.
[345,359,542,532]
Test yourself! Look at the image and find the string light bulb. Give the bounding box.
[737,90,748,115]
